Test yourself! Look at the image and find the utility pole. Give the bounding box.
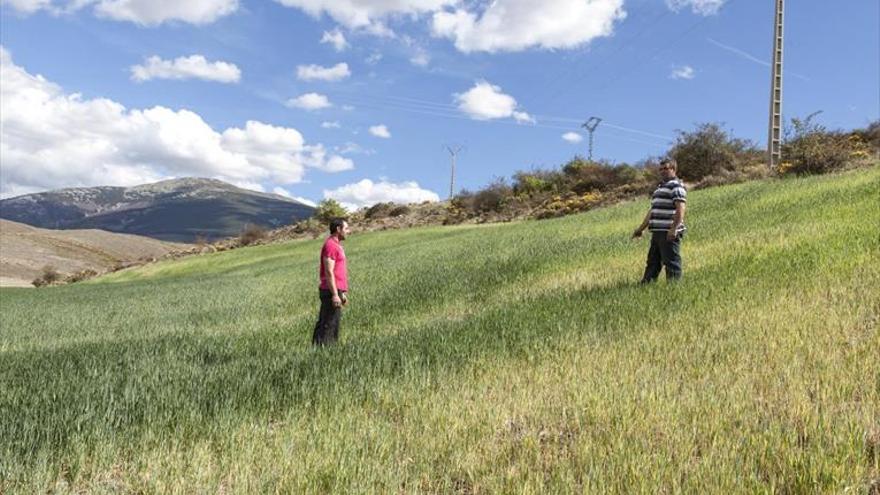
[767,0,784,169]
[582,117,602,161]
[445,145,464,199]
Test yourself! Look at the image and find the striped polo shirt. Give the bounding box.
[648,178,687,233]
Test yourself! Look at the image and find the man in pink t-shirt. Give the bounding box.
[312,218,350,345]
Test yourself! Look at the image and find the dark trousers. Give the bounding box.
[641,231,683,282]
[312,289,344,346]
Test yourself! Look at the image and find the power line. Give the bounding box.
[329,92,672,143]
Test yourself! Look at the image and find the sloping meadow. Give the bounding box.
[1,167,878,493]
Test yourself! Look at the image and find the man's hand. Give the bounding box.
[632,228,643,239]
[340,293,348,307]
[332,294,342,308]
[666,229,677,241]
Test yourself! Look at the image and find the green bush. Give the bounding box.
[472,179,513,213]
[238,224,268,246]
[669,123,757,181]
[512,170,557,198]
[313,199,348,223]
[779,116,862,175]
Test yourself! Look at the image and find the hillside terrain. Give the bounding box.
[0,219,186,287]
[0,178,314,242]
[0,167,878,493]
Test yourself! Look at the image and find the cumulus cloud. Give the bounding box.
[3,0,239,25]
[286,93,332,110]
[272,0,453,34]
[369,124,391,138]
[432,0,626,53]
[130,55,241,83]
[666,0,726,15]
[324,179,439,208]
[454,80,533,123]
[296,62,351,82]
[562,132,583,143]
[0,47,350,198]
[320,29,349,51]
[670,65,695,80]
[272,187,317,206]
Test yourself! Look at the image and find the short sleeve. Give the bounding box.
[322,242,342,261]
[672,185,687,203]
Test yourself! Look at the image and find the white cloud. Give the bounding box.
[272,0,453,34]
[0,47,350,198]
[272,187,317,206]
[130,55,241,83]
[670,65,695,80]
[369,124,391,138]
[324,179,439,208]
[512,111,536,124]
[410,47,430,66]
[454,80,533,123]
[296,62,351,82]
[4,0,239,25]
[335,142,375,155]
[562,132,583,143]
[294,196,317,207]
[286,92,332,110]
[320,29,349,51]
[321,121,341,129]
[365,52,383,65]
[666,0,725,16]
[2,0,52,14]
[432,0,626,53]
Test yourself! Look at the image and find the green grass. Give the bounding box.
[1,167,878,493]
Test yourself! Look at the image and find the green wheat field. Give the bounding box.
[1,167,878,493]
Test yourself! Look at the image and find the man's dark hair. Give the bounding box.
[329,218,347,235]
[659,157,678,171]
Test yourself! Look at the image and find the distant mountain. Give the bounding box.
[0,178,315,242]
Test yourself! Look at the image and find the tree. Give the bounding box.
[313,199,348,223]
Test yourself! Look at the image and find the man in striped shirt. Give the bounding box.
[632,158,687,282]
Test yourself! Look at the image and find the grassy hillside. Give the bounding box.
[1,167,878,493]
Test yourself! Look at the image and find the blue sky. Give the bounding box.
[1,0,877,208]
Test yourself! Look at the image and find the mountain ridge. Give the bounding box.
[0,178,315,242]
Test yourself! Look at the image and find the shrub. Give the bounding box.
[239,224,268,246]
[65,269,98,284]
[561,158,636,193]
[512,170,557,198]
[313,199,348,224]
[364,202,394,219]
[292,218,325,238]
[388,204,411,217]
[780,115,864,175]
[472,179,513,213]
[32,265,61,287]
[669,123,758,181]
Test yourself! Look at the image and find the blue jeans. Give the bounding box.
[641,231,683,282]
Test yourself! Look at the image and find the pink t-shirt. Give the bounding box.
[319,236,348,291]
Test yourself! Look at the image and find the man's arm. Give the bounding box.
[632,210,651,238]
[667,202,686,240]
[324,257,342,307]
